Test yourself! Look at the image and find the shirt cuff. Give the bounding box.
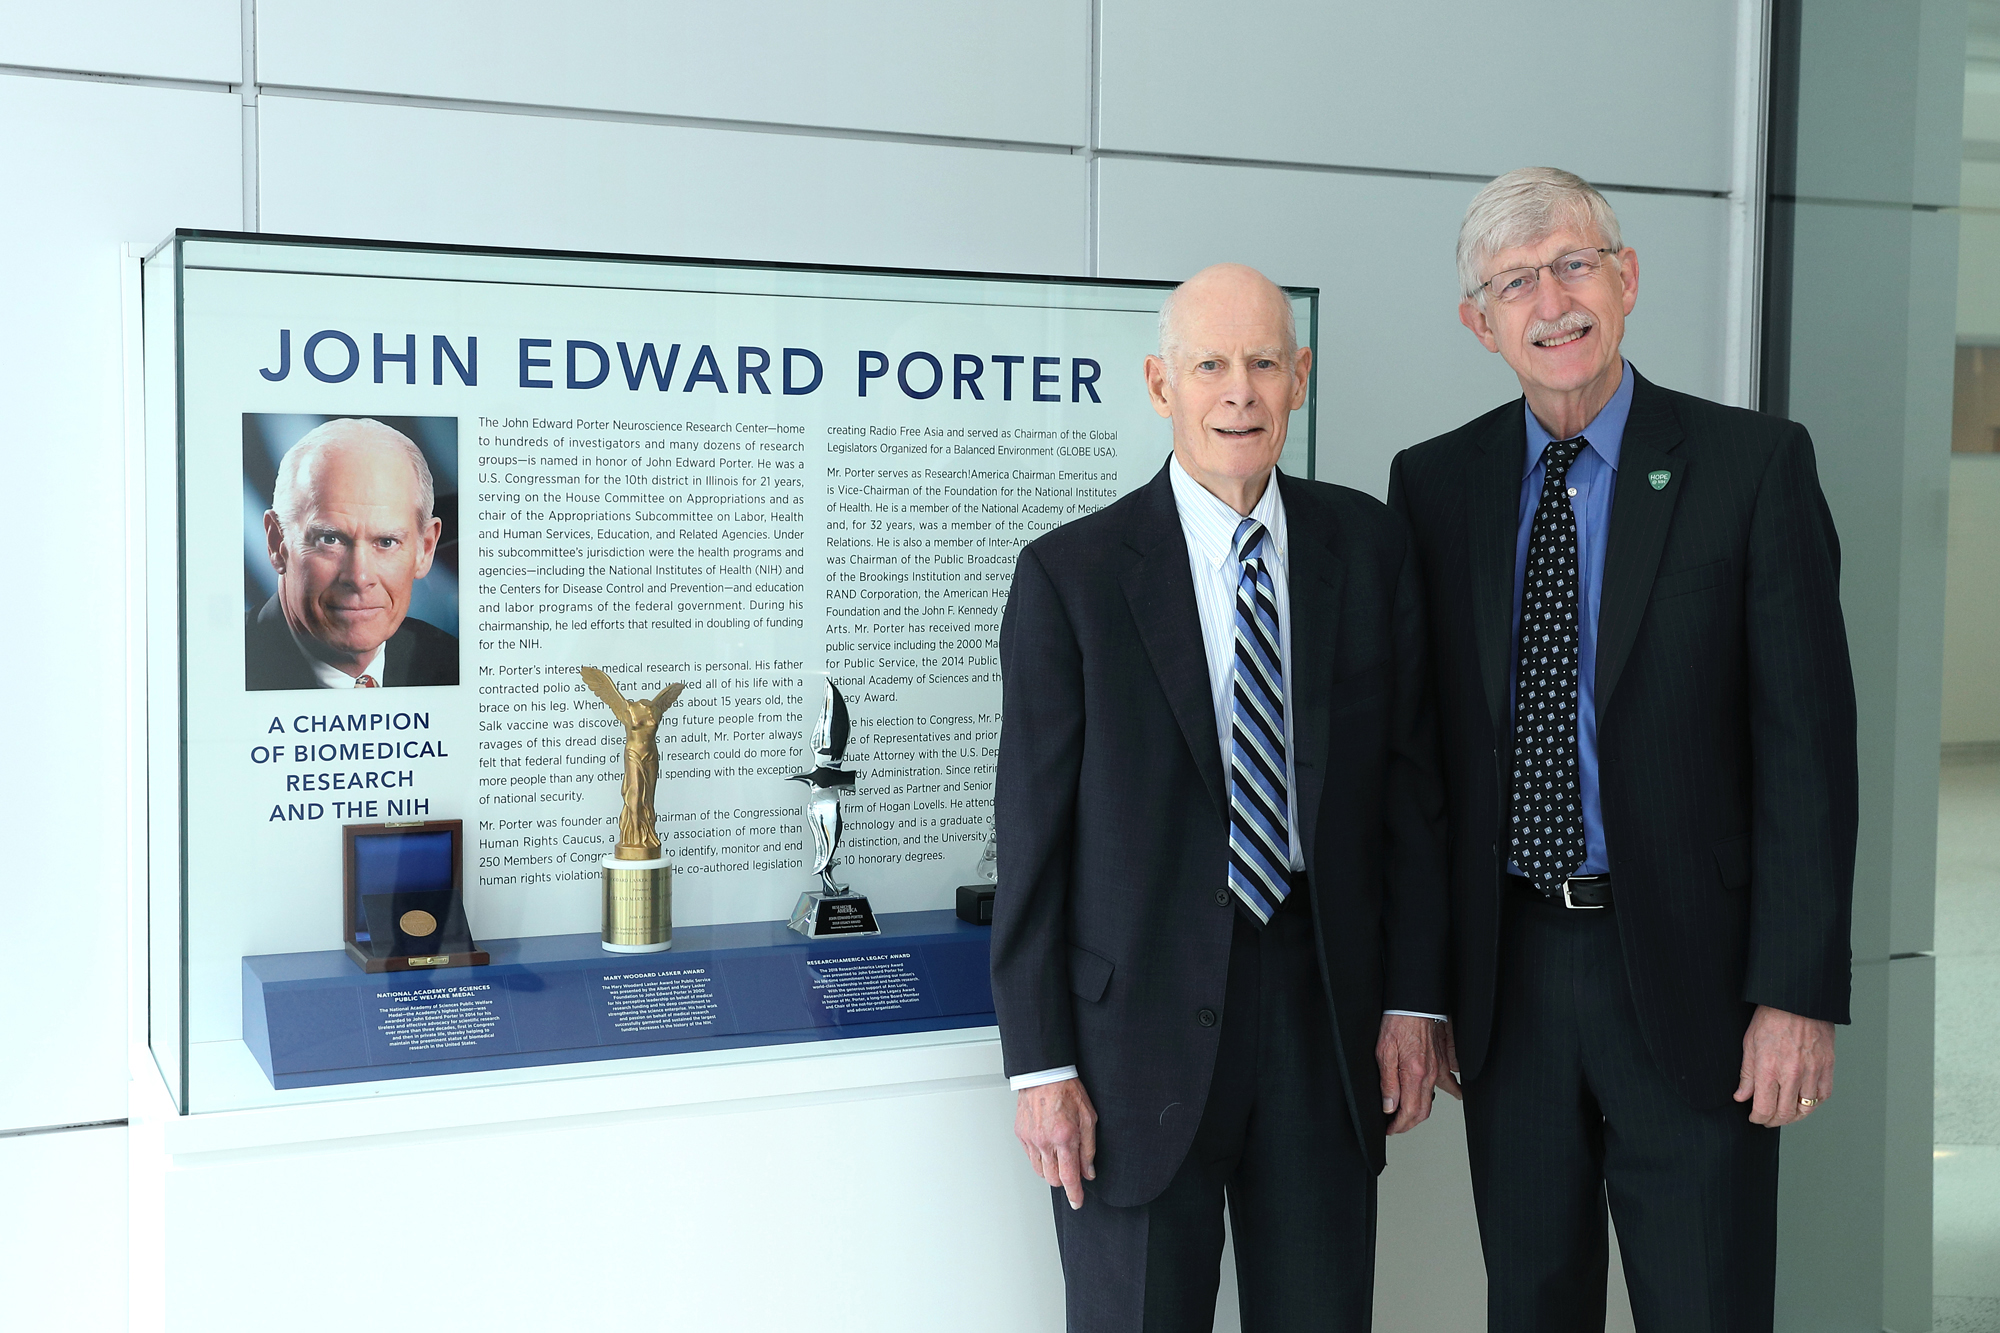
[1009,1065,1079,1091]
[1384,1010,1448,1022]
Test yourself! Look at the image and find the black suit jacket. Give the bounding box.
[1388,368,1858,1109]
[244,595,460,690]
[992,461,1447,1206]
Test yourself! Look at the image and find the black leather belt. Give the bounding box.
[1511,872,1613,909]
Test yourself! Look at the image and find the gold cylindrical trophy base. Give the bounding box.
[601,855,672,953]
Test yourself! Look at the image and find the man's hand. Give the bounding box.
[1432,1018,1463,1101]
[1015,1078,1097,1209]
[1734,1004,1835,1127]
[1377,1014,1440,1134]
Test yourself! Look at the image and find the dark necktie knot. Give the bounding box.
[1232,517,1268,566]
[1544,436,1587,484]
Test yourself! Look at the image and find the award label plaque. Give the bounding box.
[581,667,685,953]
[954,886,995,925]
[787,678,881,938]
[341,819,490,973]
[955,820,998,924]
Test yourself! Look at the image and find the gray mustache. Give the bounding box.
[1526,311,1595,344]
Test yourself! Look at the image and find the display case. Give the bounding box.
[141,232,1318,1112]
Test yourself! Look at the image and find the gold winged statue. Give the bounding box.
[580,667,686,860]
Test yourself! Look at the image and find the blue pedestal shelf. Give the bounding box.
[242,910,994,1090]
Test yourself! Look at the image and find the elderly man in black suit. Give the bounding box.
[246,417,458,690]
[992,263,1450,1331]
[1390,168,1858,1332]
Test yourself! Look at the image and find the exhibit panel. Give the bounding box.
[142,233,1316,1113]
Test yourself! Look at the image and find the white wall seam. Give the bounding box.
[240,0,258,230]
[1086,0,1102,276]
[1723,0,1773,408]
[0,61,234,95]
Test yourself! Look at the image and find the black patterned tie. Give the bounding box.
[1510,436,1587,892]
[1227,518,1289,923]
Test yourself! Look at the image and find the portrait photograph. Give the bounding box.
[241,413,460,692]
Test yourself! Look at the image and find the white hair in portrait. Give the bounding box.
[271,418,436,535]
[1457,167,1625,302]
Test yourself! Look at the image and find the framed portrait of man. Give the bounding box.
[241,413,460,692]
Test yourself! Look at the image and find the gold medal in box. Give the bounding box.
[341,818,489,972]
[580,668,685,953]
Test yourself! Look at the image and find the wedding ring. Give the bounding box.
[1799,1097,1820,1108]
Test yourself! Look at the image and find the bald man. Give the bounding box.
[993,265,1448,1330]
[246,418,459,691]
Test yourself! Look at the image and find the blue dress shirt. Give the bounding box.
[1507,361,1635,879]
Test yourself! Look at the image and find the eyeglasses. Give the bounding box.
[1478,248,1618,303]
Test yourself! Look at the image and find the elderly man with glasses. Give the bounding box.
[1389,168,1858,1332]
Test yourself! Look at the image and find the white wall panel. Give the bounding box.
[155,1080,1060,1332]
[1098,0,1737,193]
[0,2,239,84]
[1957,207,2000,340]
[259,97,1087,276]
[1791,0,1962,209]
[257,0,1085,147]
[0,1127,127,1332]
[0,75,240,1131]
[1604,191,1733,406]
[1942,458,2000,743]
[1097,159,1728,499]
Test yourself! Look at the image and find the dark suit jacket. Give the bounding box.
[244,595,460,690]
[991,461,1447,1207]
[1387,368,1858,1109]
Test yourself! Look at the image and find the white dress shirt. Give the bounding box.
[1009,462,1435,1093]
[296,630,386,689]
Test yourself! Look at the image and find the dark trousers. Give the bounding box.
[1464,884,1780,1333]
[1051,892,1376,1333]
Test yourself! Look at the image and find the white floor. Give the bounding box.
[1935,751,2000,1333]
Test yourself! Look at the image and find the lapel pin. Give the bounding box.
[1648,469,1670,491]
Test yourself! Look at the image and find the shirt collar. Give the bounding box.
[295,629,388,689]
[1168,454,1288,571]
[1523,359,1635,477]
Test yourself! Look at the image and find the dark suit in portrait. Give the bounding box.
[1390,366,1858,1329]
[244,595,460,690]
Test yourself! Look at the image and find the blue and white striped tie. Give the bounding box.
[1227,517,1290,924]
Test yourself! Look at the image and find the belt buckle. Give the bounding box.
[1561,877,1606,910]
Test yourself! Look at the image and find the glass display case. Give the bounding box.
[141,231,1318,1112]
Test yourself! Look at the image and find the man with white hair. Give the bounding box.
[246,417,458,690]
[994,263,1448,1329]
[1390,168,1857,1330]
